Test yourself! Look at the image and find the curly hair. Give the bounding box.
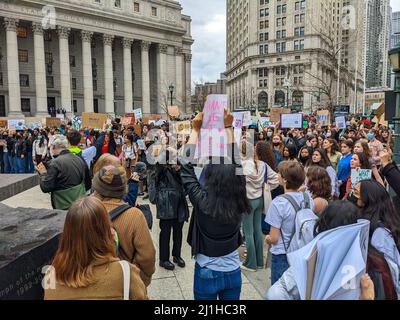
[256,141,276,171]
[306,166,332,200]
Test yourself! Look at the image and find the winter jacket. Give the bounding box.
[94,133,117,160]
[39,150,91,209]
[149,164,189,222]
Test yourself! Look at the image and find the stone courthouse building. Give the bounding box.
[0,0,193,117]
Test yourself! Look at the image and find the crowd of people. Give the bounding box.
[1,110,400,300]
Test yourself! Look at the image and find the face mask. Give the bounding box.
[267,132,273,138]
[348,193,362,208]
[300,156,309,163]
[37,135,42,139]
[326,133,331,138]
[273,142,280,147]
[367,133,374,140]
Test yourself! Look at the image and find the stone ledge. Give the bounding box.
[0,174,40,202]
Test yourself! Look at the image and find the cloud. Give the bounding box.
[179,0,226,84]
[391,0,400,12]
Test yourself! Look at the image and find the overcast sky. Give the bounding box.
[180,0,400,85]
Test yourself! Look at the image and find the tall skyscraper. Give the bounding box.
[226,0,365,114]
[392,11,400,48]
[364,0,391,89]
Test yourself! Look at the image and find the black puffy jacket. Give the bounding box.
[149,164,189,222]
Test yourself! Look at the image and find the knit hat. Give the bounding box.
[92,165,128,198]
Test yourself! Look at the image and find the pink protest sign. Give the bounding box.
[202,95,228,129]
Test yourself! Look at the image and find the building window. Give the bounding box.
[0,73,3,86]
[72,78,77,90]
[93,80,97,91]
[152,7,157,16]
[260,33,264,41]
[16,27,27,38]
[276,42,286,53]
[69,33,75,45]
[134,2,140,12]
[46,76,54,88]
[114,0,121,8]
[260,21,264,29]
[70,55,76,67]
[20,74,29,87]
[44,31,52,41]
[18,50,28,63]
[294,39,304,51]
[45,52,53,65]
[295,27,305,36]
[113,60,116,72]
[259,45,264,55]
[21,98,31,113]
[73,100,78,113]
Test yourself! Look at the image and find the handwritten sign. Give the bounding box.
[202,95,228,129]
[137,139,146,150]
[0,120,8,128]
[317,110,330,127]
[133,108,142,120]
[259,117,270,127]
[8,119,25,130]
[196,128,228,158]
[56,114,65,120]
[174,121,191,135]
[82,112,108,129]
[167,106,180,118]
[281,113,303,129]
[45,117,62,128]
[242,111,252,126]
[351,169,372,189]
[270,108,290,123]
[71,116,82,130]
[232,112,244,128]
[133,124,142,137]
[27,121,42,130]
[335,116,346,129]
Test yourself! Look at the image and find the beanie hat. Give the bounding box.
[92,165,128,198]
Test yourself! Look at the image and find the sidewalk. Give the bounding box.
[2,186,270,300]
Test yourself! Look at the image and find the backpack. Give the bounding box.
[109,203,153,230]
[279,192,318,253]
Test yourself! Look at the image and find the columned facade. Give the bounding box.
[0,1,193,117]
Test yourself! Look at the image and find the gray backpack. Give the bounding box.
[280,192,318,253]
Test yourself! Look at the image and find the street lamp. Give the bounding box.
[388,43,400,164]
[169,84,174,106]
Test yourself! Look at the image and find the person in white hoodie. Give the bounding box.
[240,141,266,272]
[32,131,48,165]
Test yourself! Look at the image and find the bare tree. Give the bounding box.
[158,80,184,118]
[192,77,207,112]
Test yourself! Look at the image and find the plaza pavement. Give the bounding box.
[2,185,271,300]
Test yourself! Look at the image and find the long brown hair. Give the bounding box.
[51,197,117,288]
[354,139,372,158]
[256,141,276,171]
[241,140,258,172]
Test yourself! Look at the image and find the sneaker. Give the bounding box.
[240,264,256,272]
[257,266,264,270]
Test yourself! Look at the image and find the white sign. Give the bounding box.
[242,111,252,126]
[280,113,303,129]
[137,139,146,150]
[56,114,65,120]
[202,94,228,129]
[133,108,142,120]
[8,119,25,130]
[232,112,244,128]
[335,116,346,129]
[351,169,372,189]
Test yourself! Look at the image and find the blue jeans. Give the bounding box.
[14,157,25,173]
[8,155,15,173]
[2,153,12,173]
[25,151,34,173]
[194,263,242,300]
[271,254,289,285]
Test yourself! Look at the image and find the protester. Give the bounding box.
[338,139,354,199]
[367,129,384,167]
[121,134,138,177]
[14,134,26,173]
[272,134,284,167]
[354,139,385,186]
[95,131,117,160]
[265,161,314,285]
[32,131,48,166]
[323,138,341,171]
[37,135,91,210]
[44,197,148,300]
[283,144,298,162]
[92,165,156,287]
[298,146,311,167]
[306,166,331,215]
[380,147,400,201]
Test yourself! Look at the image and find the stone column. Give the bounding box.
[140,41,151,114]
[103,34,114,115]
[81,31,94,113]
[123,38,133,114]
[4,18,22,117]
[32,23,48,116]
[57,26,72,116]
[268,69,275,109]
[175,47,183,109]
[184,53,192,114]
[157,44,168,114]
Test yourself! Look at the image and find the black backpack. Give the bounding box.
[109,203,153,230]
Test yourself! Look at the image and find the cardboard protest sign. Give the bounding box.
[167,106,180,118]
[232,112,244,128]
[281,113,303,129]
[0,120,8,128]
[270,108,290,123]
[317,110,330,127]
[121,116,135,127]
[141,117,149,124]
[133,124,142,137]
[45,117,62,128]
[379,114,388,126]
[202,95,228,129]
[133,108,142,120]
[351,169,372,189]
[82,112,108,129]
[335,116,346,129]
[8,119,25,130]
[174,121,191,135]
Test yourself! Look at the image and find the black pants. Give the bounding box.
[159,219,184,262]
